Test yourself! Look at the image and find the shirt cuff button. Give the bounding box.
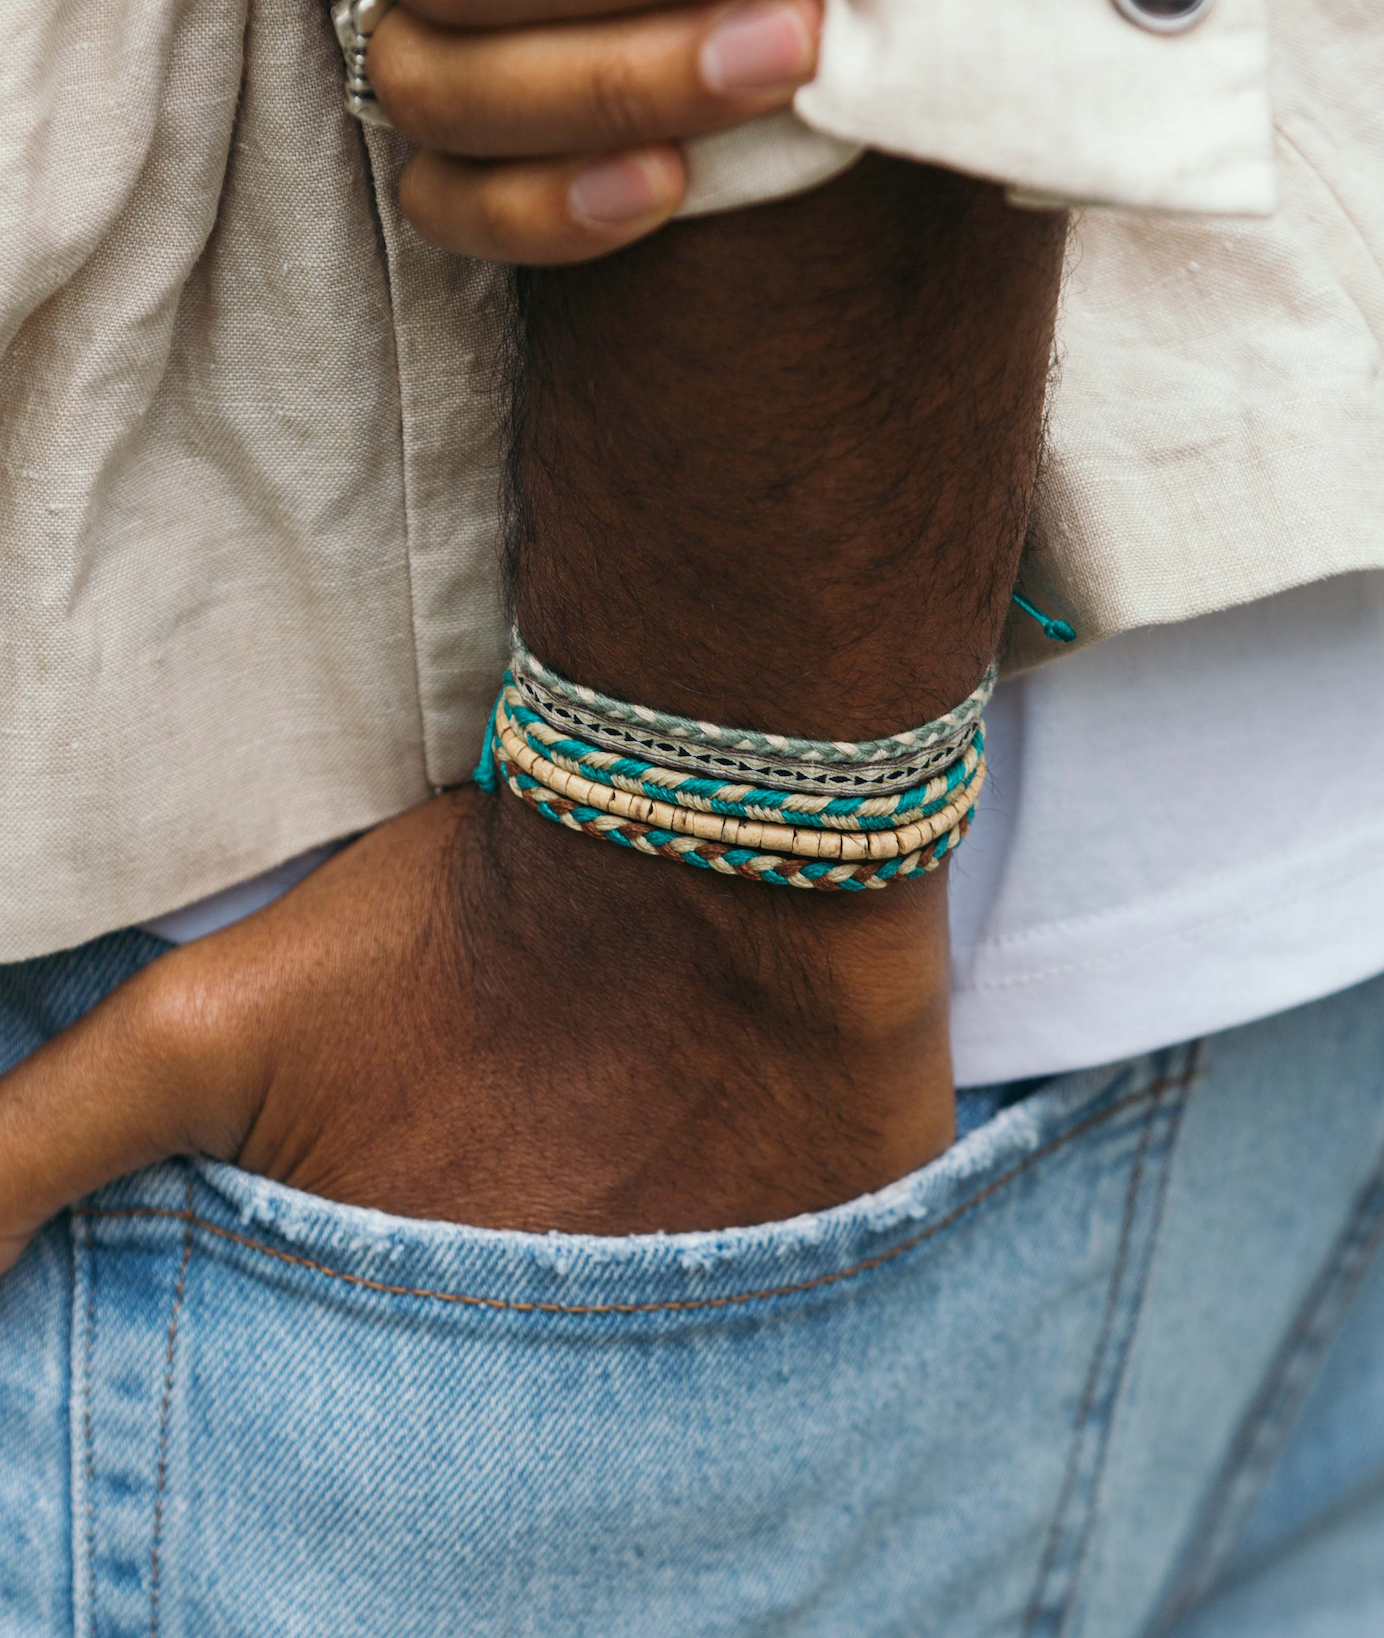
[1112,0,1214,33]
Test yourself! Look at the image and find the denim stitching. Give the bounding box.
[148,1179,194,1638]
[1045,1092,1165,1636]
[1146,1120,1384,1636]
[1023,1047,1198,1638]
[74,1077,1185,1320]
[1022,1093,1160,1636]
[80,1217,99,1638]
[1057,1047,1198,1638]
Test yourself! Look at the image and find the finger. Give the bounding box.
[403,0,662,28]
[0,950,262,1274]
[369,0,820,159]
[399,145,687,263]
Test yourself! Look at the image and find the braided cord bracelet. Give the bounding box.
[465,603,1075,889]
[476,648,989,889]
[493,710,983,862]
[511,631,996,769]
[509,666,980,797]
[490,737,973,892]
[497,682,983,832]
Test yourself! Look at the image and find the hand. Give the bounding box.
[0,156,1063,1279]
[367,0,823,262]
[0,784,954,1276]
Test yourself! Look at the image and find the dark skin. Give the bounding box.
[0,158,1064,1267]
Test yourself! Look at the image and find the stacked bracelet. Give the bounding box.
[475,642,992,892]
[511,632,994,797]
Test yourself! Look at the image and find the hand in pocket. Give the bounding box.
[0,782,955,1274]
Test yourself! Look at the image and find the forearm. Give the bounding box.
[0,161,1065,1257]
[512,155,1063,736]
[461,157,1066,1229]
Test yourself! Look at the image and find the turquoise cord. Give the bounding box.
[472,633,990,889]
[501,684,983,832]
[471,692,502,793]
[1011,592,1076,644]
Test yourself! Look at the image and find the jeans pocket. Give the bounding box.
[70,1052,1192,1638]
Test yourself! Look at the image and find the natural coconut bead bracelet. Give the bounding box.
[473,642,994,893]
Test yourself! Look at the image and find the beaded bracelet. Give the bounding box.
[493,685,984,857]
[490,736,974,891]
[475,645,991,892]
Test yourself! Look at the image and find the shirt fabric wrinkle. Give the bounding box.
[1,0,1381,960]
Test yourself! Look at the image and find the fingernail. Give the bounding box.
[569,153,673,225]
[700,1,814,94]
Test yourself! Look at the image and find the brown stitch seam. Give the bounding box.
[76,1077,1189,1319]
[1055,1048,1199,1638]
[148,1178,194,1638]
[1023,1081,1169,1637]
[79,1216,99,1638]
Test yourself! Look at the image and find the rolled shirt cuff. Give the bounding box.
[680,0,1275,220]
[679,110,864,218]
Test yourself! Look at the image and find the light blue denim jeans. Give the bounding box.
[2,932,1382,1637]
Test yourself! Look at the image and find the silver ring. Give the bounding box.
[1111,0,1214,34]
[332,0,397,128]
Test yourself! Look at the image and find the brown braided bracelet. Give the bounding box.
[475,654,989,892]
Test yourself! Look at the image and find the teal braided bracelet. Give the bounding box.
[492,694,983,861]
[496,682,983,833]
[476,640,991,890]
[490,734,974,892]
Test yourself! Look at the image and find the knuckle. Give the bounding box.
[119,953,268,1155]
[398,154,469,254]
[367,32,445,147]
[397,156,433,232]
[585,49,656,144]
[363,33,408,113]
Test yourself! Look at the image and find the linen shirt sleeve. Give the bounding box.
[680,0,1275,218]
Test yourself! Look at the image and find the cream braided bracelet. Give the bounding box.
[493,687,985,861]
[490,745,970,891]
[475,645,992,892]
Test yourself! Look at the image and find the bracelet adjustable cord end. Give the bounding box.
[1011,591,1076,644]
[471,693,502,795]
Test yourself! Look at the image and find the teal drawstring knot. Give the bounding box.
[1011,592,1076,644]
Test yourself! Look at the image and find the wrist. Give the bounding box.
[458,779,955,1231]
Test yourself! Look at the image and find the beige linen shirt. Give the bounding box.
[2,0,1381,959]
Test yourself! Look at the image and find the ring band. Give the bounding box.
[332,0,396,128]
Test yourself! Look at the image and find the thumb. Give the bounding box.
[0,948,264,1275]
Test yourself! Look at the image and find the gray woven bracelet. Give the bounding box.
[509,632,997,797]
[510,667,981,798]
